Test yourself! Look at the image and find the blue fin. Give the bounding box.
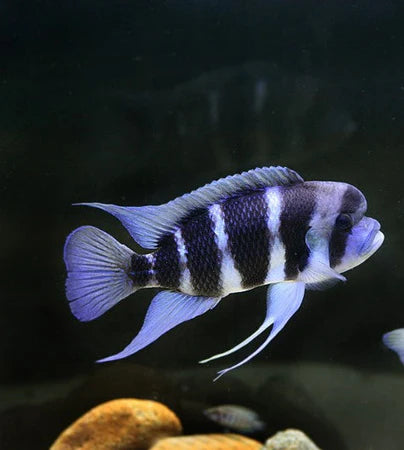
[78,166,303,249]
[303,228,346,285]
[306,278,341,290]
[383,329,404,365]
[301,259,345,284]
[64,226,135,322]
[210,282,305,381]
[97,290,221,362]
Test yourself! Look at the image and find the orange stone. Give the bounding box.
[151,433,263,449]
[50,398,182,450]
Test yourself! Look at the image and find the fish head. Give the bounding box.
[333,215,384,273]
[305,181,383,274]
[307,181,368,232]
[203,406,221,422]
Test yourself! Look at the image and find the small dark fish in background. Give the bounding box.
[383,329,404,365]
[204,404,265,434]
[63,166,384,379]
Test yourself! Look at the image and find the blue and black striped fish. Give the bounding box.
[64,166,384,379]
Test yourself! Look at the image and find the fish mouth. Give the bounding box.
[359,220,384,256]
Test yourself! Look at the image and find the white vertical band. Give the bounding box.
[265,186,286,283]
[174,228,194,294]
[209,203,243,294]
[145,253,157,286]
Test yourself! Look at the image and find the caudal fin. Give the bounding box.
[64,226,136,322]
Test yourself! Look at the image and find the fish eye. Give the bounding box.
[335,213,353,230]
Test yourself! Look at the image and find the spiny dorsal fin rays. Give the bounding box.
[77,166,303,250]
[212,282,306,381]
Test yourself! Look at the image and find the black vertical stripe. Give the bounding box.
[329,228,349,268]
[222,191,270,288]
[181,210,222,296]
[130,254,152,287]
[154,235,181,289]
[279,184,316,280]
[329,185,363,268]
[339,185,365,214]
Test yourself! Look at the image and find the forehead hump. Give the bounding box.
[339,183,367,216]
[306,181,367,217]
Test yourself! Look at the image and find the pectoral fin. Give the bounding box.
[303,227,346,285]
[202,282,306,381]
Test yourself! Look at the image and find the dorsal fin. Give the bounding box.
[80,166,303,249]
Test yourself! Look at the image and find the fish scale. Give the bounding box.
[180,210,222,296]
[222,191,270,289]
[154,235,181,290]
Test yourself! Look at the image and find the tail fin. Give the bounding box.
[63,226,136,322]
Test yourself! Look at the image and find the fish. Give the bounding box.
[383,329,404,364]
[203,404,265,434]
[63,166,384,380]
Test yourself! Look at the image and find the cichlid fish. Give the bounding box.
[383,329,404,365]
[64,166,384,380]
[204,404,265,433]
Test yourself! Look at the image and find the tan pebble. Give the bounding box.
[262,429,321,450]
[50,398,182,450]
[151,433,262,449]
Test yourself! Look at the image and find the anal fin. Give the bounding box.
[97,291,221,362]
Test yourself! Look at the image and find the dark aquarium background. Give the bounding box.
[1,1,403,448]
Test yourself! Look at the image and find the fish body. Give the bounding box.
[64,166,384,379]
[204,404,265,434]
